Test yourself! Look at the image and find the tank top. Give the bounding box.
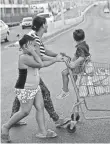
[15,67,40,89]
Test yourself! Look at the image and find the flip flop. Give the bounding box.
[1,133,11,143]
[1,126,11,143]
[36,129,57,138]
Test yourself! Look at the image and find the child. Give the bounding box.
[1,35,63,142]
[57,29,90,99]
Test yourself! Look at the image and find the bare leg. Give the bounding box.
[1,98,34,141]
[33,89,47,135]
[62,68,69,92]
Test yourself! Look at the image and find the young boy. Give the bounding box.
[57,29,90,99]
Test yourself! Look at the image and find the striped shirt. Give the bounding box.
[28,30,45,56]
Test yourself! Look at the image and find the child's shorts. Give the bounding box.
[15,85,40,103]
[72,65,83,74]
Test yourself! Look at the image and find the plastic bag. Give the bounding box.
[102,76,110,85]
[76,75,81,86]
[80,75,88,86]
[104,86,110,94]
[88,86,95,96]
[79,86,88,97]
[85,62,94,74]
[87,76,93,86]
[95,86,105,95]
[92,75,105,85]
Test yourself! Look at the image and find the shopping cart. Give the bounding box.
[63,56,110,133]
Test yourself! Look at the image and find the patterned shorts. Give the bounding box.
[15,85,40,103]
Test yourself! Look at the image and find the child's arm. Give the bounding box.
[71,55,77,62]
[25,44,44,67]
[30,50,44,66]
[68,57,84,69]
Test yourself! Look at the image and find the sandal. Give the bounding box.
[55,118,71,128]
[1,133,11,143]
[36,129,57,138]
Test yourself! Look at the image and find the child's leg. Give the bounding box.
[33,88,46,135]
[62,68,69,92]
[57,68,70,99]
[1,94,34,141]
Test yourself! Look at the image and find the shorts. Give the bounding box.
[15,85,40,103]
[72,65,84,74]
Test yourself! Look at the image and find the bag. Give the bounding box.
[85,62,94,74]
[80,75,88,86]
[79,86,88,97]
[102,76,110,86]
[88,86,95,96]
[95,86,105,95]
[104,86,110,94]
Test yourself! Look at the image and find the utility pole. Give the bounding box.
[60,0,65,25]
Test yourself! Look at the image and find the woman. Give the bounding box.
[11,16,69,127]
[1,35,63,142]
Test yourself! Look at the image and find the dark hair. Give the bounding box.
[32,16,46,32]
[73,29,85,42]
[19,34,35,48]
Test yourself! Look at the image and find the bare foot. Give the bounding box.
[1,124,11,143]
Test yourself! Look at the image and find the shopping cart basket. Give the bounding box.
[63,56,110,133]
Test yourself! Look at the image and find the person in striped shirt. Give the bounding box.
[10,16,70,128]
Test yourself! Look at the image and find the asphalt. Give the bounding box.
[1,4,110,143]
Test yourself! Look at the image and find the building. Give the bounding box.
[0,0,32,23]
[0,0,30,17]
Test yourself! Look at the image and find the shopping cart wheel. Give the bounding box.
[71,112,80,121]
[66,124,76,133]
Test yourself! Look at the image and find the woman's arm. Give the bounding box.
[45,48,58,57]
[21,55,63,69]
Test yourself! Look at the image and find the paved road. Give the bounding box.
[1,5,110,143]
[1,6,87,50]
